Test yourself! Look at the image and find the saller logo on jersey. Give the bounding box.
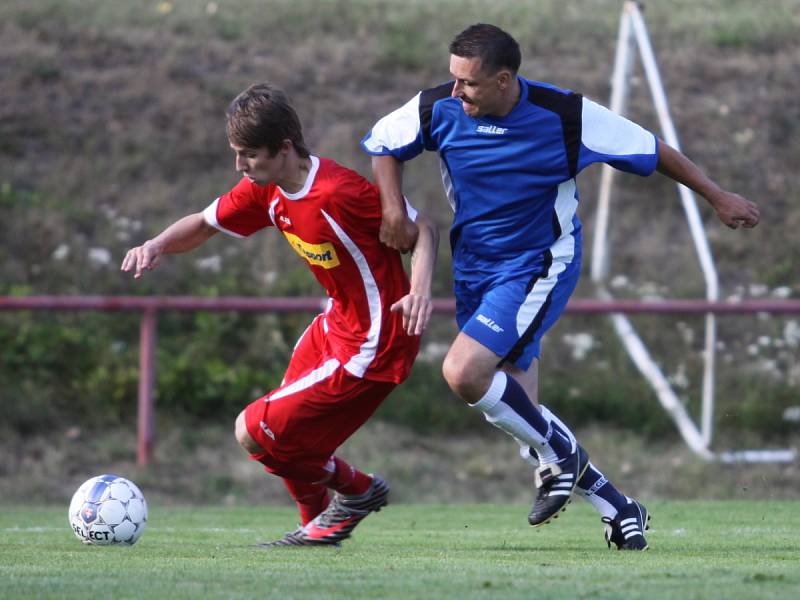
[283,232,340,269]
[477,314,504,333]
[476,125,508,135]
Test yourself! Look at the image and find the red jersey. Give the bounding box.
[203,156,419,383]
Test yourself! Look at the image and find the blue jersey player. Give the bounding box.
[362,23,759,550]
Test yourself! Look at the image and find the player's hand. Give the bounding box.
[380,213,419,253]
[120,240,164,279]
[711,191,760,229]
[390,292,433,336]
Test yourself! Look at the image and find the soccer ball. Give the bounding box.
[68,474,148,546]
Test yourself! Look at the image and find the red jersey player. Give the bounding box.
[121,83,439,547]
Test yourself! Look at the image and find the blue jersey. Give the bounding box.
[361,77,658,283]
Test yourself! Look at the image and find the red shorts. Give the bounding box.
[244,314,397,477]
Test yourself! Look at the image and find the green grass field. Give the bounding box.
[2,501,799,599]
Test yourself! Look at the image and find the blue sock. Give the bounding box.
[499,375,572,460]
[578,463,629,517]
[470,372,572,462]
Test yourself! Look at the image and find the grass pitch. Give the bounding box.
[2,501,799,599]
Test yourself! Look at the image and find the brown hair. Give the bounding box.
[226,83,311,158]
[449,24,521,75]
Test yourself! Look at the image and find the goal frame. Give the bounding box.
[590,1,795,463]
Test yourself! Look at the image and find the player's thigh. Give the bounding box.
[244,363,395,461]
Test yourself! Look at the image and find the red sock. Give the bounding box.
[326,456,372,496]
[282,479,330,526]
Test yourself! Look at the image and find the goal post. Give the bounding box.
[590,1,795,463]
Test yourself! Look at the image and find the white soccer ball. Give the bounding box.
[68,474,148,546]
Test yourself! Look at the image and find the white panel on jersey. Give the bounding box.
[323,297,333,334]
[322,210,382,378]
[515,180,578,336]
[551,179,578,263]
[203,198,246,238]
[267,198,279,227]
[362,93,422,153]
[267,358,341,402]
[403,197,418,222]
[439,158,456,212]
[581,98,656,157]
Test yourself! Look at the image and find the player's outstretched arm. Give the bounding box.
[121,212,218,279]
[656,140,760,229]
[372,155,419,252]
[390,212,439,336]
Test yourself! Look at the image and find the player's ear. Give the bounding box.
[496,70,512,90]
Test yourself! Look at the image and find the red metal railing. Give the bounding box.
[3,295,799,466]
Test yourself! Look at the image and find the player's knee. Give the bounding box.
[441,353,460,390]
[234,410,264,454]
[442,354,488,403]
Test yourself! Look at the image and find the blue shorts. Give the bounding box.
[455,255,580,371]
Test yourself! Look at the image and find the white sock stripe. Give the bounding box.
[469,371,507,412]
[539,404,577,451]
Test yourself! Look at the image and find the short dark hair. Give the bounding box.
[449,23,521,75]
[226,83,310,158]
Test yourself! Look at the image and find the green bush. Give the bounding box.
[1,312,140,432]
[4,308,797,445]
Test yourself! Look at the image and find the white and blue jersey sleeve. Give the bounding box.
[361,81,452,159]
[578,97,658,175]
[361,93,428,160]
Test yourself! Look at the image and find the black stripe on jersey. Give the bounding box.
[500,250,555,368]
[419,82,455,147]
[526,85,583,178]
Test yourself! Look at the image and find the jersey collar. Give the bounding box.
[278,155,320,200]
